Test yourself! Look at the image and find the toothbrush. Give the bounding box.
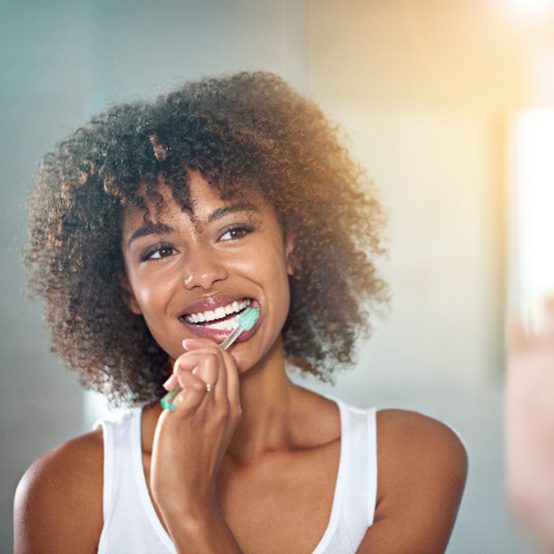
[160,306,260,411]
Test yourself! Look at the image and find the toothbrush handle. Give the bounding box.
[160,324,244,411]
[220,324,243,350]
[160,386,182,411]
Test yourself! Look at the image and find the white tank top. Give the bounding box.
[94,396,378,553]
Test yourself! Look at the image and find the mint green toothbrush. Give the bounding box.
[160,306,260,411]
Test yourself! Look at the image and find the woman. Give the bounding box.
[15,72,467,553]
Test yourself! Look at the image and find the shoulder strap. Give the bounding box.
[367,407,378,525]
[322,396,379,529]
[94,418,115,552]
[94,411,139,550]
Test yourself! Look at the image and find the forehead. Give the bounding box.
[121,173,271,232]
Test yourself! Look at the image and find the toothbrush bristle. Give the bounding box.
[238,307,260,331]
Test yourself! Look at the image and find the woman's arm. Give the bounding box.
[356,409,468,554]
[159,506,243,553]
[13,431,103,554]
[150,337,245,553]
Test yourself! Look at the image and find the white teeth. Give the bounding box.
[202,313,240,331]
[205,310,216,321]
[183,298,252,324]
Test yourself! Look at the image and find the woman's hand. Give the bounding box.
[150,337,242,521]
[506,301,554,552]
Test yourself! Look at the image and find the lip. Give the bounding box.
[178,299,262,345]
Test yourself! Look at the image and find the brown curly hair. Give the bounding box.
[24,71,388,407]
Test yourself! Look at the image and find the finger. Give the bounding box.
[163,372,178,391]
[183,339,230,383]
[182,339,239,410]
[172,371,210,412]
[186,343,238,409]
[186,346,228,407]
[182,338,218,351]
[173,351,220,389]
[191,353,218,405]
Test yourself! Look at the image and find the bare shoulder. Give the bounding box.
[14,428,104,554]
[377,408,467,472]
[357,409,467,553]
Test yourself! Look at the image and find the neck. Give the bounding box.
[226,335,300,465]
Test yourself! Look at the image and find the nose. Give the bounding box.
[183,244,229,290]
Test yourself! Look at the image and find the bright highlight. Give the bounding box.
[516,108,554,328]
[509,0,554,17]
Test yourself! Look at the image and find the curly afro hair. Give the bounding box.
[24,71,388,407]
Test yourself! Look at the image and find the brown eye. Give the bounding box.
[219,225,254,241]
[141,244,175,261]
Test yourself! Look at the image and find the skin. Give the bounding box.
[14,172,468,553]
[506,301,554,553]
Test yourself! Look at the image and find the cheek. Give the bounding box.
[131,272,175,314]
[260,252,293,315]
[234,243,290,288]
[269,256,291,293]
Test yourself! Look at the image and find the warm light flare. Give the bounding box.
[516,108,554,330]
[508,0,554,18]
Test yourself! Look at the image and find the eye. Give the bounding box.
[219,225,254,241]
[140,244,176,261]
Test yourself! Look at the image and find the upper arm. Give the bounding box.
[14,430,104,554]
[357,409,468,554]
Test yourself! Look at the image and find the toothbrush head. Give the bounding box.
[238,306,260,331]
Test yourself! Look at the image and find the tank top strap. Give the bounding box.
[94,408,168,553]
[321,395,379,552]
[338,402,378,525]
[94,416,115,533]
[367,407,378,525]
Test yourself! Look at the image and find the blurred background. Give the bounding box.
[2,0,554,551]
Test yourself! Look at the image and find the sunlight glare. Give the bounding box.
[509,0,554,17]
[516,108,554,331]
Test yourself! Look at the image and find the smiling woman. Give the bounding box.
[22,72,387,406]
[119,173,293,371]
[15,72,467,554]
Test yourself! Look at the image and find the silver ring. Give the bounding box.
[205,383,214,392]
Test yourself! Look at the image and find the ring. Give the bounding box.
[206,383,214,392]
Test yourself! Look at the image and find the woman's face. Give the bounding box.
[119,171,295,373]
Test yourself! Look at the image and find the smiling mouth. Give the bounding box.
[179,298,255,331]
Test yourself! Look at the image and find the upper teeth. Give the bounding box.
[184,298,252,324]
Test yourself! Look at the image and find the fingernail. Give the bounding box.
[183,338,204,350]
[163,374,177,390]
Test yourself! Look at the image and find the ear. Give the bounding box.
[117,270,142,315]
[284,231,297,276]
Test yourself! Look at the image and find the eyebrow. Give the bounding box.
[206,202,258,223]
[126,202,259,247]
[127,222,174,247]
